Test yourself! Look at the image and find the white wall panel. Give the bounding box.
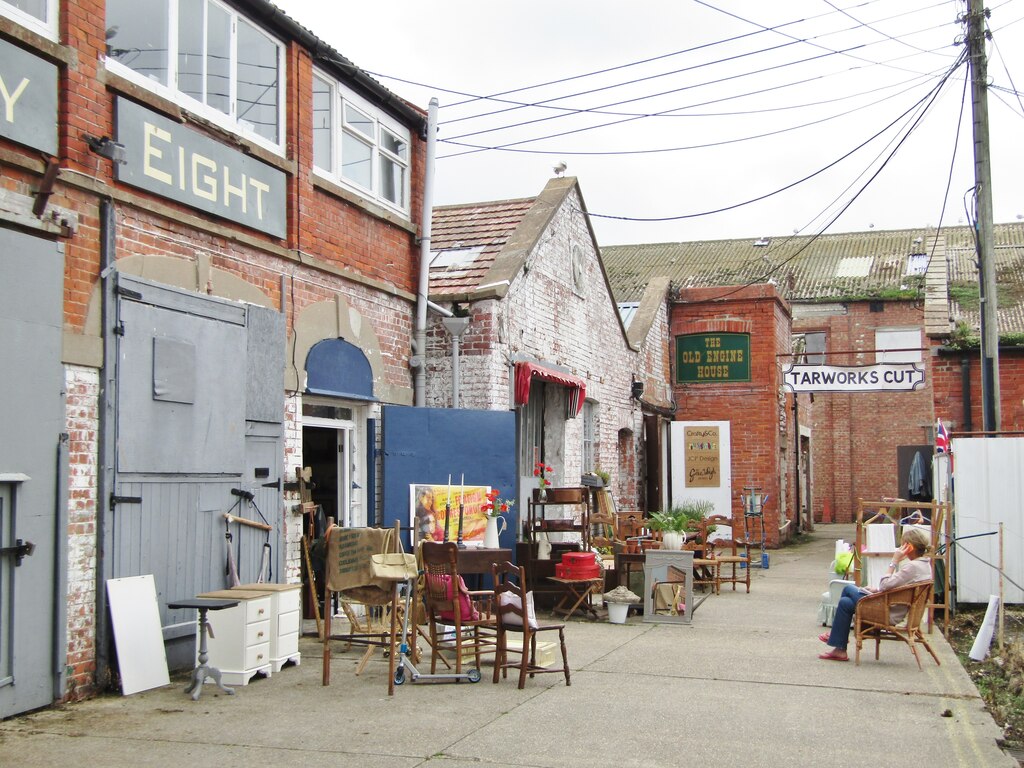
[953,437,1024,604]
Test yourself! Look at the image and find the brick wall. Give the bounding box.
[931,347,1024,432]
[2,0,426,704]
[64,365,99,700]
[424,188,651,509]
[670,284,793,546]
[794,301,934,523]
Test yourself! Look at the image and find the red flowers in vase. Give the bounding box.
[481,489,514,518]
[533,461,553,489]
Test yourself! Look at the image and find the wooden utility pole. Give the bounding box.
[967,0,1000,430]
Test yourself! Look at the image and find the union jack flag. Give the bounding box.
[936,418,949,454]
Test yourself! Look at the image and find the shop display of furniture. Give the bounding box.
[421,541,497,675]
[853,580,939,669]
[167,596,240,701]
[492,561,570,688]
[523,486,592,601]
[702,515,751,593]
[193,589,273,687]
[234,582,302,672]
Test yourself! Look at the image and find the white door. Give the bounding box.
[302,400,366,528]
[669,421,732,517]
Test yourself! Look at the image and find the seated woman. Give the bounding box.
[818,527,931,662]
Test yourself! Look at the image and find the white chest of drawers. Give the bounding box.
[196,589,273,686]
[235,583,302,672]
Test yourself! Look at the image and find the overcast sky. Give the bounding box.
[273,0,1024,246]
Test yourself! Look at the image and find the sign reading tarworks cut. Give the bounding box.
[782,363,925,393]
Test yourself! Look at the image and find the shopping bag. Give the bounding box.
[370,529,418,581]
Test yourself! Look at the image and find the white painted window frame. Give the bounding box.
[312,68,411,219]
[104,0,286,155]
[1,0,58,39]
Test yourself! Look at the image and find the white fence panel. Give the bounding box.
[952,437,1024,604]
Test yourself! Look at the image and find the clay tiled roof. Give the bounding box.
[429,198,536,298]
[601,222,1024,335]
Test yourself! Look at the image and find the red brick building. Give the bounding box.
[1,0,428,714]
[669,284,795,546]
[603,223,1024,528]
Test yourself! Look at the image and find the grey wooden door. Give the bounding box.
[108,275,283,669]
[0,229,65,717]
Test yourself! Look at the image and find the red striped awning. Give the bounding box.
[514,362,586,417]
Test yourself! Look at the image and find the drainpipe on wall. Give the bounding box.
[412,98,438,407]
[961,356,973,432]
[95,198,117,687]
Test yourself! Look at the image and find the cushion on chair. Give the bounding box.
[429,573,479,622]
[498,590,539,629]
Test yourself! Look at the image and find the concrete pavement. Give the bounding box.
[0,524,1015,767]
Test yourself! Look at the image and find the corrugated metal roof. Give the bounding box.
[429,197,536,297]
[601,223,1024,334]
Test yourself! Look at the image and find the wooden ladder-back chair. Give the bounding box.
[703,515,751,593]
[492,561,570,688]
[684,519,718,593]
[854,581,939,669]
[420,542,496,675]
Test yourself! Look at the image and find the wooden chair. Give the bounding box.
[420,542,496,674]
[684,519,718,593]
[703,515,751,593]
[492,561,570,688]
[854,581,940,669]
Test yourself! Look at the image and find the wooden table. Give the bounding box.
[548,576,604,620]
[456,547,513,575]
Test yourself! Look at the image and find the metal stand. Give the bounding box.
[742,488,768,569]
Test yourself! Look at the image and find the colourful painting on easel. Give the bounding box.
[410,483,491,546]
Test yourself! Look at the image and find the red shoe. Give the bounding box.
[818,632,830,643]
[818,650,848,662]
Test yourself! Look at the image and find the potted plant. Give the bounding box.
[648,500,715,549]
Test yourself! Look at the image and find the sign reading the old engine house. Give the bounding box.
[115,97,287,238]
[676,333,751,384]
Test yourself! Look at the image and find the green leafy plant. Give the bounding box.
[648,499,715,534]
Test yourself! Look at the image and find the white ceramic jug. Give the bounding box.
[484,515,507,549]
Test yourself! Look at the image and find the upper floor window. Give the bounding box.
[795,331,826,364]
[105,0,284,151]
[1,0,57,38]
[876,328,921,364]
[313,71,411,216]
[582,400,596,473]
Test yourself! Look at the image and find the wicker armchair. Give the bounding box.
[854,580,939,669]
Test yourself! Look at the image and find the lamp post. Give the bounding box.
[442,316,471,409]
